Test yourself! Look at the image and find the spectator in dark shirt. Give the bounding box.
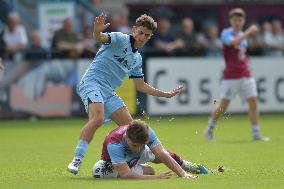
[147,17,181,55]
[51,18,83,58]
[175,17,203,55]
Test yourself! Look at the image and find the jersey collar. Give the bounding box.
[130,35,138,53]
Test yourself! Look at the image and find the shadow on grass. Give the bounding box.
[67,176,123,182]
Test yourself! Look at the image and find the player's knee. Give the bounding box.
[89,116,104,130]
[248,97,258,108]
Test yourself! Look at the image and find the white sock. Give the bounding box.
[252,123,260,135]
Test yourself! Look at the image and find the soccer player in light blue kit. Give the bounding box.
[68,14,183,174]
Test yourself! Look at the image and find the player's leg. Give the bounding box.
[109,107,133,126]
[107,94,133,126]
[205,98,230,140]
[80,103,105,142]
[205,79,237,140]
[68,102,105,174]
[131,146,155,175]
[247,96,269,141]
[68,81,106,174]
[152,150,208,174]
[242,78,269,141]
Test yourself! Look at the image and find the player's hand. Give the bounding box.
[182,173,198,179]
[158,171,173,179]
[248,25,259,35]
[0,57,4,70]
[165,85,183,98]
[93,14,110,33]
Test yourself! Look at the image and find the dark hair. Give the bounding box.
[126,120,149,144]
[229,8,246,18]
[135,14,157,32]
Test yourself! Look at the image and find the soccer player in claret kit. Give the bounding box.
[67,14,183,174]
[93,120,208,179]
[204,8,269,141]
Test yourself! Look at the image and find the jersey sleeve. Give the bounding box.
[107,143,126,164]
[103,32,128,46]
[221,29,234,46]
[129,55,144,78]
[147,127,161,149]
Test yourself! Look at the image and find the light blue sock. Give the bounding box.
[74,140,89,160]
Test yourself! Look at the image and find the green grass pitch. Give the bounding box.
[1,114,284,189]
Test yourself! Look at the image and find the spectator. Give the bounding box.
[2,12,28,62]
[0,57,4,70]
[198,24,223,57]
[117,13,131,34]
[25,30,49,60]
[175,17,203,55]
[148,17,181,55]
[0,31,47,89]
[51,18,83,58]
[247,22,263,55]
[108,13,130,34]
[0,28,5,58]
[0,12,28,103]
[79,0,102,28]
[1,11,27,83]
[262,19,284,56]
[81,26,98,58]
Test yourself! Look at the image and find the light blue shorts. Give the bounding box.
[77,80,125,122]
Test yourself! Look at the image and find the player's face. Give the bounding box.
[230,16,245,31]
[126,137,145,153]
[132,26,153,48]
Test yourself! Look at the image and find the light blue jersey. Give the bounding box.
[82,32,143,89]
[77,32,144,120]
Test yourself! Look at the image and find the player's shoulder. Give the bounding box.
[109,32,129,40]
[148,127,158,138]
[105,125,127,144]
[221,27,233,35]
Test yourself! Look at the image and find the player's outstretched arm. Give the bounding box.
[93,14,110,43]
[151,144,197,179]
[113,163,172,179]
[133,78,183,98]
[0,57,4,70]
[230,25,259,46]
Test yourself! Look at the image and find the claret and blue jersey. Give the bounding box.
[101,125,160,168]
[221,27,251,79]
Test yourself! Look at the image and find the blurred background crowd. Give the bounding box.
[0,0,283,118]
